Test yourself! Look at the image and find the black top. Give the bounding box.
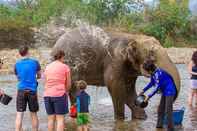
[191,66,197,80]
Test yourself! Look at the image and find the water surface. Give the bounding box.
[0,64,196,131]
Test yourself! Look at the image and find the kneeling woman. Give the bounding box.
[44,50,71,131]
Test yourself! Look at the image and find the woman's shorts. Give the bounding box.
[77,113,90,125]
[190,80,197,89]
[44,94,68,115]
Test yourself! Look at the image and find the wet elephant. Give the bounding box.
[52,26,180,120]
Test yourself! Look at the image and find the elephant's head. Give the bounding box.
[111,33,181,100]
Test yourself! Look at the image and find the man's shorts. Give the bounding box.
[44,94,68,115]
[77,113,90,126]
[16,90,39,112]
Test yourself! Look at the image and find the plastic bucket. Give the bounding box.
[70,105,77,118]
[163,107,185,125]
[0,94,12,105]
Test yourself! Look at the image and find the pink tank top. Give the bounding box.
[44,61,70,97]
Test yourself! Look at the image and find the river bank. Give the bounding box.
[0,47,196,74]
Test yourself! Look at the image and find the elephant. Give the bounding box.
[51,25,180,120]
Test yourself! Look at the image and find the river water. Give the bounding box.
[0,64,196,131]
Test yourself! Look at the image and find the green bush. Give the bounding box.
[164,35,174,48]
[0,0,154,29]
[142,22,167,43]
[0,0,71,27]
[141,2,190,45]
[0,0,195,47]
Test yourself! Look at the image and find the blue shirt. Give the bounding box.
[143,68,177,98]
[76,90,90,113]
[14,58,41,92]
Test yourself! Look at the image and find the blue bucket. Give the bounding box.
[163,107,185,125]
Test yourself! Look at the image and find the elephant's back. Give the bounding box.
[52,26,109,85]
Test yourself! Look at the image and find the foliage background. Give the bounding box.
[0,0,196,47]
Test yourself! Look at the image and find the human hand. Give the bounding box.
[0,89,4,95]
[144,95,149,102]
[139,91,144,96]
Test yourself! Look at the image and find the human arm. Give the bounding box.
[36,61,41,79]
[37,71,41,79]
[146,71,162,99]
[191,72,197,75]
[76,96,80,112]
[0,89,4,95]
[142,76,154,93]
[65,68,71,92]
[14,64,20,80]
[188,61,197,75]
[147,84,161,99]
[88,95,90,105]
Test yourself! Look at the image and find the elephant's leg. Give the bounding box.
[125,78,147,119]
[109,86,126,120]
[104,66,126,120]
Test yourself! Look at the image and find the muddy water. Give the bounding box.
[0,64,196,131]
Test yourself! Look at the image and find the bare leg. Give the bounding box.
[78,126,83,131]
[188,89,195,106]
[30,112,39,131]
[83,125,88,131]
[125,78,146,119]
[104,66,125,120]
[107,80,126,120]
[15,112,24,131]
[48,115,55,131]
[56,115,65,131]
[111,94,125,120]
[195,90,197,105]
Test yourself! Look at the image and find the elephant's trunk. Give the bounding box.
[155,48,181,100]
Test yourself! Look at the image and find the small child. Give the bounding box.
[76,80,90,131]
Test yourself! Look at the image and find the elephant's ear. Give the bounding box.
[126,40,141,69]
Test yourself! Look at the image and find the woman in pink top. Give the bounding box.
[44,50,71,131]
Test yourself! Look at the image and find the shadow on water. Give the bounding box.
[0,64,196,131]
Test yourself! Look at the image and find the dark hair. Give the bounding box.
[19,46,29,56]
[53,50,65,60]
[143,60,157,73]
[192,51,197,66]
[76,80,87,90]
